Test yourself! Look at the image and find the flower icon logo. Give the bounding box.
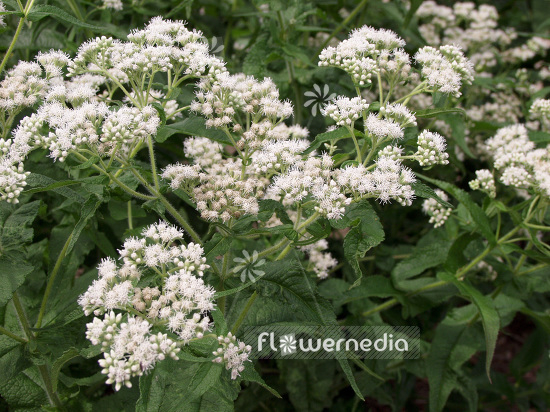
[208,37,224,55]
[279,334,297,355]
[304,84,336,116]
[233,250,266,283]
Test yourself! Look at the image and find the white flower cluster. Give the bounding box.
[103,0,123,11]
[414,45,474,97]
[321,96,367,126]
[212,332,252,380]
[416,2,516,71]
[79,221,215,390]
[70,17,224,84]
[86,312,180,390]
[0,2,5,27]
[469,169,496,198]
[0,62,48,113]
[480,124,550,198]
[422,189,452,228]
[0,17,227,205]
[162,139,266,222]
[335,157,416,206]
[0,159,29,204]
[123,89,181,119]
[415,130,449,166]
[319,26,409,87]
[530,99,550,132]
[300,239,338,279]
[192,72,292,133]
[100,105,160,154]
[270,154,352,219]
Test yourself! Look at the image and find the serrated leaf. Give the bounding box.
[27,5,104,29]
[331,201,384,288]
[204,233,233,262]
[438,272,500,382]
[25,173,85,204]
[0,200,41,251]
[427,321,470,412]
[240,362,281,398]
[0,255,34,309]
[155,116,231,144]
[418,174,496,245]
[302,127,350,155]
[250,255,364,400]
[392,232,452,291]
[412,182,453,208]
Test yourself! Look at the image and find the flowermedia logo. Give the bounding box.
[246,326,420,359]
[304,84,336,116]
[233,250,266,283]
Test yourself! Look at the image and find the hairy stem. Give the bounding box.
[231,291,258,334]
[35,231,74,328]
[0,324,27,343]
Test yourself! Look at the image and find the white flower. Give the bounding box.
[422,189,452,227]
[366,113,404,141]
[79,220,215,391]
[469,169,496,198]
[322,96,367,126]
[415,130,449,166]
[415,45,473,97]
[212,332,251,380]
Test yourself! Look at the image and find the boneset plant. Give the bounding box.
[0,2,548,411]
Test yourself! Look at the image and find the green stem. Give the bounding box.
[127,201,133,229]
[13,293,65,410]
[154,191,202,244]
[35,232,74,328]
[147,135,160,191]
[37,364,66,411]
[362,224,523,318]
[0,17,26,74]
[0,325,27,343]
[231,291,257,334]
[315,0,369,55]
[223,128,244,158]
[346,126,362,163]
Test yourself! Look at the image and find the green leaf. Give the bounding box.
[528,130,550,143]
[210,308,228,335]
[442,114,475,158]
[0,360,48,409]
[27,5,104,29]
[414,108,466,118]
[0,254,34,309]
[155,116,231,145]
[64,196,103,257]
[302,127,350,155]
[331,201,384,288]
[438,272,500,382]
[412,182,453,209]
[257,199,293,225]
[137,359,238,412]
[25,173,85,204]
[203,233,233,263]
[427,320,472,412]
[418,174,496,245]
[0,200,41,251]
[403,0,424,28]
[51,348,80,392]
[392,231,452,291]
[240,363,281,398]
[249,255,364,400]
